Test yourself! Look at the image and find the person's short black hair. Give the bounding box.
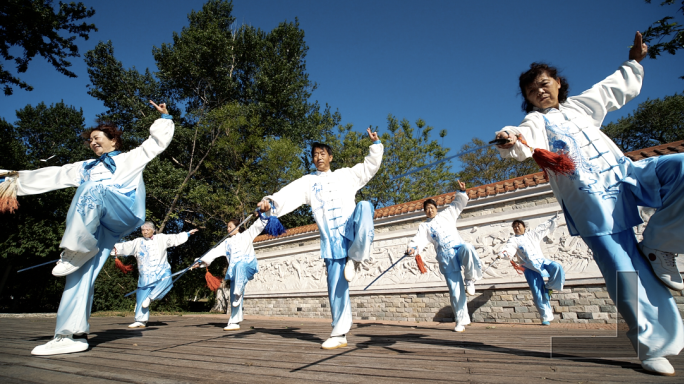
[311,142,332,158]
[519,62,569,113]
[512,219,526,229]
[423,199,438,211]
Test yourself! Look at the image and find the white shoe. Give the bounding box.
[639,243,683,291]
[128,322,146,328]
[232,294,242,308]
[31,335,88,356]
[465,279,476,296]
[344,258,357,282]
[142,297,151,308]
[321,336,347,349]
[52,249,97,277]
[641,357,675,376]
[454,325,466,332]
[224,323,240,331]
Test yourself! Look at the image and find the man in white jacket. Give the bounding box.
[196,214,267,330]
[498,216,564,325]
[112,222,198,328]
[407,180,483,332]
[257,127,382,349]
[493,32,683,375]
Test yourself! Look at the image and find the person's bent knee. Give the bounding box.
[356,201,374,211]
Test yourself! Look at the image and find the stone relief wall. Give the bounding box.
[249,197,681,297]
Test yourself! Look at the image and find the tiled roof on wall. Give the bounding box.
[254,140,684,243]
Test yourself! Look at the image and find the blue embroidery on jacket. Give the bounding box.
[76,183,106,216]
[543,116,594,176]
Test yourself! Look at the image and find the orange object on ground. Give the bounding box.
[205,270,223,291]
[415,254,427,274]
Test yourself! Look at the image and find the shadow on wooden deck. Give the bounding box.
[0,315,681,383]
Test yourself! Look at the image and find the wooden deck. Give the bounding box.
[0,315,681,383]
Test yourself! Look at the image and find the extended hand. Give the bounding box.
[495,131,517,149]
[149,100,169,115]
[188,229,199,235]
[257,200,271,212]
[367,126,379,142]
[407,247,416,256]
[629,31,648,63]
[456,179,466,191]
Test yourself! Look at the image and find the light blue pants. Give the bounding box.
[325,201,374,336]
[135,269,173,323]
[583,231,683,360]
[226,259,258,324]
[440,243,483,326]
[55,183,143,336]
[523,260,565,322]
[641,153,684,253]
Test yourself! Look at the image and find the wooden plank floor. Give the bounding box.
[0,315,681,383]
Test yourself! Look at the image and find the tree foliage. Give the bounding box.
[457,138,540,186]
[642,0,684,78]
[322,116,458,208]
[603,92,684,151]
[0,0,97,95]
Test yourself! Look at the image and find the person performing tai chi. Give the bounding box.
[0,101,174,356]
[493,32,683,375]
[112,222,198,328]
[498,216,565,325]
[193,213,267,331]
[256,127,382,349]
[407,180,483,332]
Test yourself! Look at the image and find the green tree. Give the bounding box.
[322,116,458,208]
[0,0,97,95]
[642,0,684,78]
[603,92,684,151]
[457,138,540,186]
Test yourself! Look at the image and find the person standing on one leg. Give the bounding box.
[0,101,175,356]
[407,180,483,332]
[498,216,565,325]
[493,32,683,375]
[194,213,267,331]
[112,222,198,328]
[257,127,383,350]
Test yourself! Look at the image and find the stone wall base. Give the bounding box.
[243,285,684,324]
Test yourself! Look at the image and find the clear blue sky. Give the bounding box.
[2,0,683,171]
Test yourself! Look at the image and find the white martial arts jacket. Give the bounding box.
[263,142,384,259]
[1,118,175,253]
[409,191,468,267]
[201,217,267,266]
[496,61,660,237]
[112,232,190,280]
[498,217,558,276]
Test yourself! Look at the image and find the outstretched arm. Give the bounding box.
[260,176,309,218]
[407,224,430,255]
[111,239,139,257]
[348,127,384,189]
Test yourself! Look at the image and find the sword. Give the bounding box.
[17,259,59,273]
[363,253,410,290]
[391,138,509,181]
[481,255,501,276]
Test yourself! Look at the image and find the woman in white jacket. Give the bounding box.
[112,222,198,328]
[498,217,565,325]
[197,214,267,331]
[493,32,682,375]
[2,101,174,356]
[407,180,483,332]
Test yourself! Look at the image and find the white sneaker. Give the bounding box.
[641,357,675,376]
[639,243,683,291]
[142,297,151,308]
[31,335,88,356]
[128,322,146,328]
[344,258,357,282]
[321,336,347,349]
[465,279,476,296]
[232,294,242,308]
[52,249,97,277]
[224,323,240,331]
[454,325,466,332]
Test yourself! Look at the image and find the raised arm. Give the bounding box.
[440,181,469,221]
[348,127,384,189]
[529,215,559,244]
